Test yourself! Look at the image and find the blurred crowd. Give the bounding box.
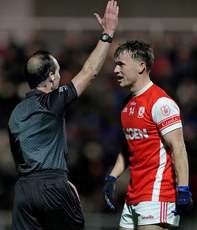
[0,30,197,219]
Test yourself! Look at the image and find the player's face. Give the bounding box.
[114,50,140,90]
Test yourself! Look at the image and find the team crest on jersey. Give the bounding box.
[160,105,171,116]
[59,85,68,92]
[138,106,145,118]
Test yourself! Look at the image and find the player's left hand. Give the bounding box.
[94,0,119,35]
[102,175,117,210]
[172,186,193,216]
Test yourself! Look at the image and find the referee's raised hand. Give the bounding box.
[94,0,119,36]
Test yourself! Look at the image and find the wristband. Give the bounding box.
[105,175,117,181]
[178,186,192,196]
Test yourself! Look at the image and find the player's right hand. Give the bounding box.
[102,175,117,210]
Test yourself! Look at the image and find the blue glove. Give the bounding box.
[102,175,117,210]
[172,186,193,215]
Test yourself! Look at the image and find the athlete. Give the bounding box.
[8,1,119,230]
[102,40,193,230]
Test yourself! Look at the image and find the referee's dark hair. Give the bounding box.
[24,50,56,89]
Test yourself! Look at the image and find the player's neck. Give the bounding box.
[130,74,151,95]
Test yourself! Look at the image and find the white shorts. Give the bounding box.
[120,201,180,229]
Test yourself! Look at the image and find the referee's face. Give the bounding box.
[51,56,60,90]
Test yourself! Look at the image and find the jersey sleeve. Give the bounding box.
[39,81,78,116]
[151,97,182,136]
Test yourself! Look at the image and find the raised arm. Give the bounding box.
[71,0,119,96]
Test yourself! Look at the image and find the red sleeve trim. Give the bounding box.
[157,115,181,131]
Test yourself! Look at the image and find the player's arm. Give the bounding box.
[71,0,119,96]
[102,141,129,210]
[152,96,193,215]
[163,128,193,215]
[152,97,189,186]
[163,128,188,186]
[110,148,129,179]
[108,96,131,178]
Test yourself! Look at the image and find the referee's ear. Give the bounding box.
[49,72,55,81]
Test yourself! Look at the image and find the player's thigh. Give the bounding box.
[119,224,170,230]
[138,223,170,230]
[120,227,134,230]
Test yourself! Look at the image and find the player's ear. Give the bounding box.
[138,62,146,75]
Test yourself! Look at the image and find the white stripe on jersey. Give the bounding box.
[151,140,167,201]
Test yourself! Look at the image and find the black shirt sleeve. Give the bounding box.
[38,81,78,116]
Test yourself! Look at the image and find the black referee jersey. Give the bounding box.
[8,82,77,174]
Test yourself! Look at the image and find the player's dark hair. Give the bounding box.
[114,40,154,73]
[24,50,56,89]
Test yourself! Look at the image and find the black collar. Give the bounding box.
[26,89,46,98]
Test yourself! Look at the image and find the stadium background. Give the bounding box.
[0,0,197,229]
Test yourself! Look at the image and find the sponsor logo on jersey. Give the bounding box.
[160,105,171,116]
[59,85,68,92]
[130,102,136,105]
[158,115,181,131]
[123,128,149,140]
[138,106,145,118]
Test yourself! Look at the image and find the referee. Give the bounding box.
[8,1,119,229]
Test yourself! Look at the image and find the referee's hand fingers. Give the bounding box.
[68,181,80,201]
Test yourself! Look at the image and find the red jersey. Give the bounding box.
[121,82,182,204]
